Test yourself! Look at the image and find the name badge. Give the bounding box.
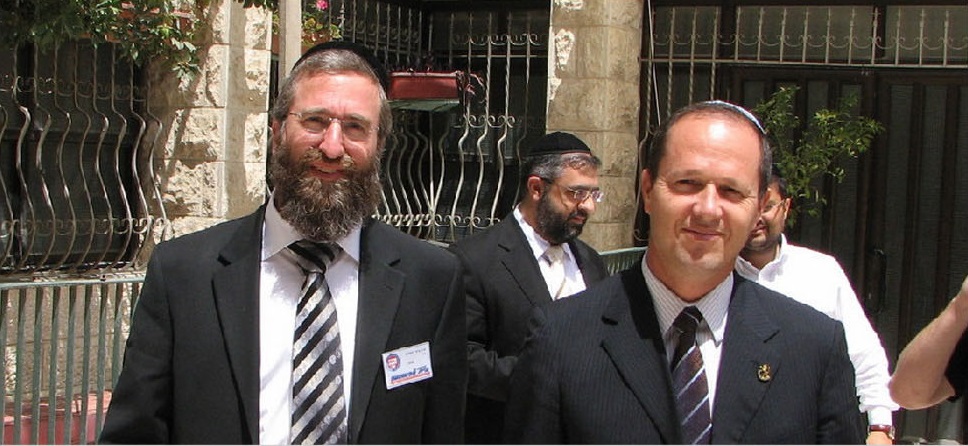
[382,341,433,390]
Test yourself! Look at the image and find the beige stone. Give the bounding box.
[161,108,226,162]
[580,221,634,251]
[224,161,267,219]
[547,79,609,131]
[228,49,272,112]
[243,112,270,163]
[570,27,609,79]
[605,27,643,81]
[243,4,273,50]
[160,160,224,218]
[604,81,641,132]
[598,131,640,176]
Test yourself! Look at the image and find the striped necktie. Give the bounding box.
[671,306,712,444]
[287,240,346,445]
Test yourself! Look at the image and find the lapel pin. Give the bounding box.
[757,363,772,382]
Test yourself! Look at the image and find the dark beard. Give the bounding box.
[270,140,383,242]
[535,191,585,245]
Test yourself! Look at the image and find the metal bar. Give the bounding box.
[12,289,27,443]
[29,286,43,443]
[46,286,63,444]
[0,290,9,443]
[77,285,93,444]
[62,286,78,443]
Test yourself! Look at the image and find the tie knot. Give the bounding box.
[287,240,340,273]
[544,245,565,264]
[673,306,703,335]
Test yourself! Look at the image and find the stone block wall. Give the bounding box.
[547,0,643,251]
[146,0,273,242]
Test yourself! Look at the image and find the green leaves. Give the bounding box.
[753,86,883,225]
[0,0,265,81]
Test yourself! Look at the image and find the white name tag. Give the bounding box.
[382,341,434,390]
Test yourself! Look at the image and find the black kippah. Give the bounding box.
[292,41,390,92]
[526,132,593,157]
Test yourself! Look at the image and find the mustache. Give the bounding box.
[298,147,356,170]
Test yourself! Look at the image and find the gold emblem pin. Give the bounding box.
[757,363,772,382]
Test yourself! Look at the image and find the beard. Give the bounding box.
[743,224,782,254]
[535,191,586,245]
[269,139,383,242]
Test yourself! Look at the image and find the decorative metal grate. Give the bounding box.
[324,0,550,244]
[0,42,169,276]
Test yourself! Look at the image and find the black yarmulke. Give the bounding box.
[293,41,390,92]
[526,132,593,157]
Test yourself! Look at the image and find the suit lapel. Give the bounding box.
[497,218,552,306]
[600,269,681,444]
[711,276,781,443]
[349,220,405,442]
[211,208,265,443]
[569,239,606,283]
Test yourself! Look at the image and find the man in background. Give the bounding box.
[736,172,897,444]
[450,132,608,443]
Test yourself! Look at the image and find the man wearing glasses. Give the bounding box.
[100,42,466,444]
[735,172,897,444]
[450,132,609,443]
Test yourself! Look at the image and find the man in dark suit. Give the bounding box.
[99,42,466,444]
[504,101,863,444]
[450,132,608,443]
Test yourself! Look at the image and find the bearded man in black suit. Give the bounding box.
[450,132,609,443]
[100,42,466,444]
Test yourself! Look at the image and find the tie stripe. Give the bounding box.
[671,306,712,445]
[288,240,346,445]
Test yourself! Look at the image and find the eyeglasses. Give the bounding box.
[541,178,604,203]
[563,185,604,203]
[287,111,373,142]
[762,199,788,214]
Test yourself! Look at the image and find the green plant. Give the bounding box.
[0,0,282,80]
[753,86,883,224]
[0,0,202,80]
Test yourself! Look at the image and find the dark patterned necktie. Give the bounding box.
[287,240,346,445]
[671,306,712,444]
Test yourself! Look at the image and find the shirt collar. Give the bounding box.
[262,195,362,263]
[513,205,574,262]
[641,247,731,345]
[735,233,788,279]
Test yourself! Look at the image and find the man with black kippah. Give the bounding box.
[100,41,467,444]
[449,131,609,443]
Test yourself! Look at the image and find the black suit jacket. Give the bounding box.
[449,215,608,443]
[99,207,467,444]
[504,266,863,444]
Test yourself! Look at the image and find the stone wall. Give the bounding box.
[147,0,273,241]
[547,0,643,251]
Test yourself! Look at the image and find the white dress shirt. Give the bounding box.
[258,199,362,444]
[513,207,587,299]
[642,249,732,414]
[735,234,898,426]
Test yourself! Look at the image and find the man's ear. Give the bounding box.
[640,169,655,214]
[270,120,282,152]
[526,175,546,201]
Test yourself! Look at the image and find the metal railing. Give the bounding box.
[1,274,141,445]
